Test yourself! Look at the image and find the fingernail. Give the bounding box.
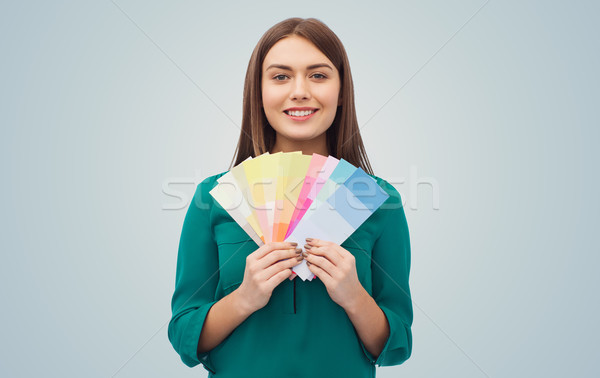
[289,242,298,247]
[295,248,302,254]
[304,244,312,250]
[296,255,304,261]
[301,251,308,258]
[305,238,313,243]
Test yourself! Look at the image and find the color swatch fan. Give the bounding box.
[209,152,389,281]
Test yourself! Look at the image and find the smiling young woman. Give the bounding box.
[168,17,413,378]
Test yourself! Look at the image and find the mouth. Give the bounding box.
[283,109,319,121]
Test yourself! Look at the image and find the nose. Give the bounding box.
[289,77,311,101]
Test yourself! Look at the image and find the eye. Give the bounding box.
[312,73,327,79]
[273,74,288,81]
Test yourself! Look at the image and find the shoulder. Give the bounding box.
[364,174,409,245]
[197,170,229,189]
[366,173,403,205]
[191,170,230,208]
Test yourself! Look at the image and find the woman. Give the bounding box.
[168,17,413,377]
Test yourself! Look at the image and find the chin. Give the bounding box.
[283,132,318,142]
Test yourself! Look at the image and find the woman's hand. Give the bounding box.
[236,241,303,314]
[303,238,365,310]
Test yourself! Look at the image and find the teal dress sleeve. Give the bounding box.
[358,179,414,367]
[167,178,219,373]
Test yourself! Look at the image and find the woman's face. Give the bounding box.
[261,35,341,150]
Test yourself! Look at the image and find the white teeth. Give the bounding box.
[286,110,315,117]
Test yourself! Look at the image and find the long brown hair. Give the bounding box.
[229,17,374,176]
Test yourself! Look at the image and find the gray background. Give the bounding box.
[1,1,598,377]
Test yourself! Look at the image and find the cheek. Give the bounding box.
[314,86,340,107]
[261,89,283,126]
[262,85,284,110]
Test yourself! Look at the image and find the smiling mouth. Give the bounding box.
[284,109,318,116]
[283,109,319,121]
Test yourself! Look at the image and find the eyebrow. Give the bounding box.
[265,63,333,71]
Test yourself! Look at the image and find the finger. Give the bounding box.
[305,237,326,247]
[304,243,342,266]
[288,271,297,280]
[254,241,298,260]
[304,249,337,276]
[263,254,304,281]
[266,268,295,291]
[306,259,333,287]
[258,247,302,270]
[306,238,342,257]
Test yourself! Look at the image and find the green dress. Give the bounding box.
[168,171,413,377]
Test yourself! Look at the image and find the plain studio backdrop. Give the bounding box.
[1,1,598,377]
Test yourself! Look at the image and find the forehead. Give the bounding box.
[262,36,334,70]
